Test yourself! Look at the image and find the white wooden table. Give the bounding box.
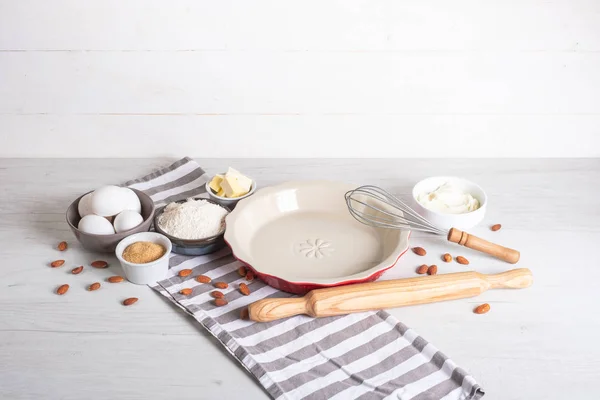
[1,158,598,400]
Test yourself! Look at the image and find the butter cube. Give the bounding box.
[220,175,248,198]
[226,167,252,192]
[216,188,226,197]
[209,174,224,193]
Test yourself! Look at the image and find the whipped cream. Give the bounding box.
[417,182,480,214]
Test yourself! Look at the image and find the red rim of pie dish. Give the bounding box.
[223,231,411,295]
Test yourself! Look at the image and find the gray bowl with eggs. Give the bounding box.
[66,188,155,253]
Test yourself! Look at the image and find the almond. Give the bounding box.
[456,256,470,265]
[412,247,426,256]
[57,241,68,251]
[179,288,192,296]
[239,283,251,296]
[91,260,108,269]
[88,282,101,291]
[123,297,138,306]
[443,253,452,263]
[71,266,84,274]
[195,275,211,284]
[178,269,192,277]
[214,281,228,289]
[245,271,255,282]
[211,290,224,299]
[237,266,247,277]
[107,276,124,283]
[416,265,428,274]
[214,298,228,307]
[474,303,491,314]
[56,284,69,295]
[427,265,438,275]
[240,307,249,320]
[50,260,65,268]
[491,224,502,231]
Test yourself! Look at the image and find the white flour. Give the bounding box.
[157,199,229,240]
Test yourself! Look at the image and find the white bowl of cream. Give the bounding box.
[412,176,487,231]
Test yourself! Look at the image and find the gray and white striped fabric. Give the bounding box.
[125,157,484,400]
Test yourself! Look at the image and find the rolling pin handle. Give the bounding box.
[248,297,308,322]
[483,268,533,289]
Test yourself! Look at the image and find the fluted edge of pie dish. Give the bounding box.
[224,181,411,295]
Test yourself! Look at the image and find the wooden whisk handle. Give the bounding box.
[447,228,520,264]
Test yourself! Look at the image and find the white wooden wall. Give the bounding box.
[1,0,599,157]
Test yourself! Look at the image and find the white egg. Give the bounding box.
[113,210,144,233]
[90,185,128,217]
[120,188,142,214]
[78,214,115,235]
[78,192,94,218]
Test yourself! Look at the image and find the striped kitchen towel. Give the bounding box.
[124,157,484,400]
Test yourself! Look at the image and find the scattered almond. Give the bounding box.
[91,260,108,269]
[239,283,251,296]
[412,247,427,256]
[237,266,247,277]
[240,307,249,320]
[50,260,65,268]
[88,282,101,291]
[427,265,438,275]
[179,288,193,296]
[123,297,138,306]
[214,281,228,289]
[107,276,124,283]
[474,303,491,314]
[245,271,255,282]
[57,241,68,251]
[443,253,452,263]
[456,256,470,265]
[214,298,228,307]
[416,265,428,274]
[56,284,69,295]
[71,266,83,274]
[491,224,502,232]
[211,290,224,299]
[178,269,192,277]
[196,275,211,284]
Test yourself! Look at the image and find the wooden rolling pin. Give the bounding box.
[248,268,533,322]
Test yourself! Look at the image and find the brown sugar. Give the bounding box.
[122,241,166,264]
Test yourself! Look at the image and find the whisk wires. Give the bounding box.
[345,185,446,235]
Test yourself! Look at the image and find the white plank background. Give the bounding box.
[1,158,599,400]
[1,0,600,157]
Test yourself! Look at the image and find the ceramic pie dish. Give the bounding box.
[224,181,410,294]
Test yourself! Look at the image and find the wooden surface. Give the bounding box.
[2,1,600,158]
[248,269,533,322]
[1,158,599,399]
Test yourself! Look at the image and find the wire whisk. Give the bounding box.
[345,185,520,264]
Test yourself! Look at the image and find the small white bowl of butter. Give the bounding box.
[412,176,487,231]
[206,167,257,209]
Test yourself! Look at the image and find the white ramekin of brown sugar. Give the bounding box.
[115,232,172,284]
